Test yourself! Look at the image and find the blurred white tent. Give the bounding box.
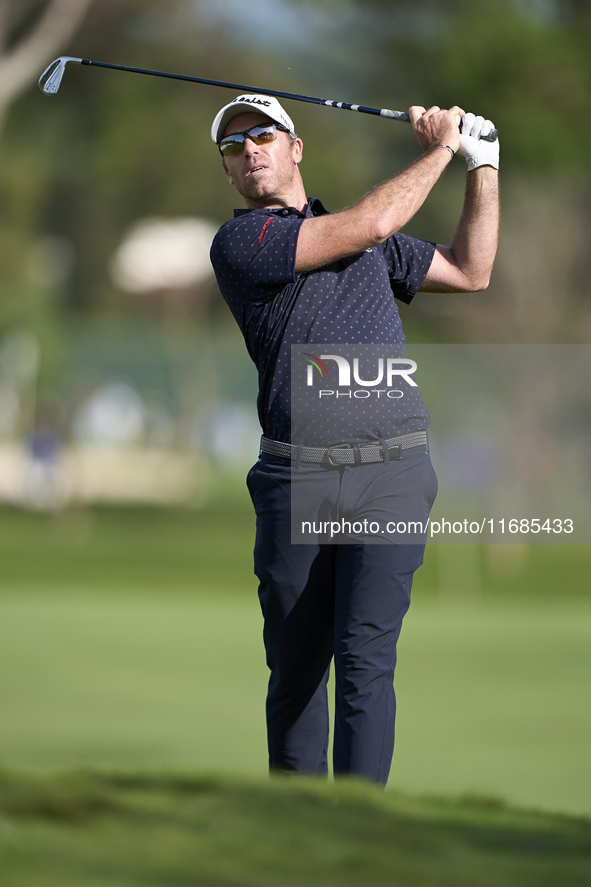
[110,217,217,295]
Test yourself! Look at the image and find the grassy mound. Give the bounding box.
[1,769,590,886]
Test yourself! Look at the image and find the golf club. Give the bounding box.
[39,56,498,142]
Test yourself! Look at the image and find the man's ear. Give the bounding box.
[223,165,234,185]
[293,137,303,166]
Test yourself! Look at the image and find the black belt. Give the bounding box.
[260,431,428,466]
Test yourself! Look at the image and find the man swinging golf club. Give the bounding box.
[209,94,499,784]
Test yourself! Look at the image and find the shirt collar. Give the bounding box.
[233,197,329,219]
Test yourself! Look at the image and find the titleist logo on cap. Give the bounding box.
[233,96,272,107]
[211,93,295,142]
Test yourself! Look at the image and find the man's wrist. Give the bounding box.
[433,144,456,158]
[467,165,499,177]
[428,143,456,163]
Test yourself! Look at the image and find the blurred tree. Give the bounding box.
[0,0,589,345]
[305,0,591,171]
[0,0,95,133]
[3,0,361,319]
[322,0,591,341]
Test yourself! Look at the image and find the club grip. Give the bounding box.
[475,128,498,142]
[458,118,498,142]
[389,110,497,141]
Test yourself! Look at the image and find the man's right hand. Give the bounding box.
[295,104,466,273]
[409,105,465,155]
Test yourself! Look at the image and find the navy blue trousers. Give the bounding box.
[246,447,437,785]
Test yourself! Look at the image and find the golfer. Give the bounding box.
[210,95,499,784]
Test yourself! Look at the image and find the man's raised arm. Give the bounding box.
[420,112,499,293]
[294,105,465,273]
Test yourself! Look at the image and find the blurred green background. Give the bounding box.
[0,0,590,833]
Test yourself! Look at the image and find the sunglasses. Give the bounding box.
[218,123,290,157]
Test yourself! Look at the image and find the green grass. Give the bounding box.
[0,590,268,774]
[0,496,589,599]
[1,588,590,817]
[0,497,590,821]
[0,498,257,590]
[1,769,590,887]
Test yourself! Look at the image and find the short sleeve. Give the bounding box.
[210,211,305,304]
[380,233,435,305]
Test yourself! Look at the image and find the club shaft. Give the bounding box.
[81,59,410,121]
[46,58,499,141]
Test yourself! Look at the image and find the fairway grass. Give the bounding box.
[1,768,590,887]
[1,590,590,817]
[1,505,590,820]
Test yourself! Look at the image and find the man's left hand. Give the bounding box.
[457,113,500,171]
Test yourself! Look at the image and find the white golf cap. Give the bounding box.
[211,94,295,144]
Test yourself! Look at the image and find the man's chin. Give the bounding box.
[239,182,276,201]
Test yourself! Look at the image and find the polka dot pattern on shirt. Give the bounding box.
[210,197,435,444]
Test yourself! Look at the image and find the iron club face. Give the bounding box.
[39,57,83,95]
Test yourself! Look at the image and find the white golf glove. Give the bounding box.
[456,113,499,171]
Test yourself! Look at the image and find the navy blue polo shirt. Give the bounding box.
[210,197,435,444]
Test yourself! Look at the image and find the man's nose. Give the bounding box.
[243,135,260,152]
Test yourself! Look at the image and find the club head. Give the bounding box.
[38,57,83,95]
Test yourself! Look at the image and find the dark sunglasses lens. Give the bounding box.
[219,135,245,156]
[219,125,278,155]
[249,126,277,144]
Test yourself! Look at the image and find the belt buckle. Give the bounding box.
[326,443,350,466]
